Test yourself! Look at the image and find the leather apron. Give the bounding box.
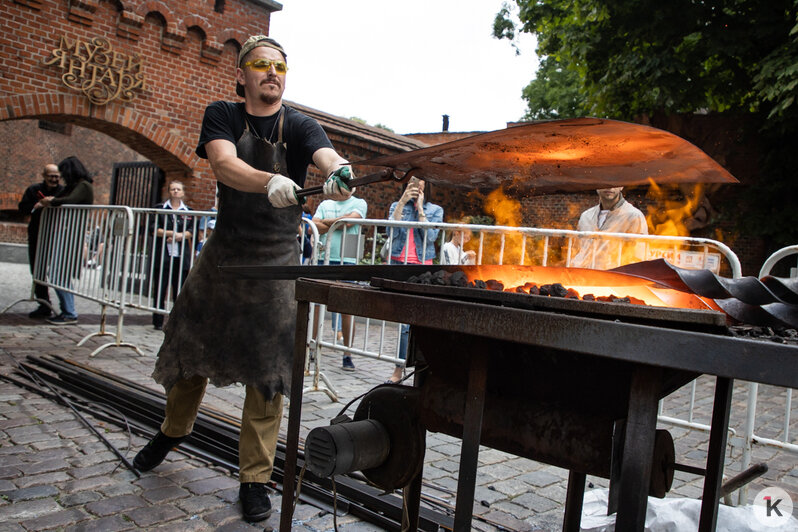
[153,107,301,400]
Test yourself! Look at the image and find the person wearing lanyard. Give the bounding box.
[151,180,193,331]
[131,35,352,523]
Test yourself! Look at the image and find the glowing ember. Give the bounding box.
[462,265,719,310]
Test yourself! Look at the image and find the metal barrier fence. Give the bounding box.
[124,207,214,319]
[28,205,139,357]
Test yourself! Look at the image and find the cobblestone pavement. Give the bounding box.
[1,261,796,531]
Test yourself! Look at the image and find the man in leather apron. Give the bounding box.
[132,35,353,523]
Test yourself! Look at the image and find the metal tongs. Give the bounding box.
[295,168,406,199]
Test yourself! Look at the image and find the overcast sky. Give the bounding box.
[271,0,538,135]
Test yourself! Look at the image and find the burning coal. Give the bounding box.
[408,269,647,305]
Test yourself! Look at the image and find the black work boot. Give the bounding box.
[132,431,188,472]
[239,482,272,522]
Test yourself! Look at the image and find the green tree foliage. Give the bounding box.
[495,0,798,248]
[521,56,590,119]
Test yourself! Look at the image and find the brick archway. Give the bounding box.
[0,93,197,176]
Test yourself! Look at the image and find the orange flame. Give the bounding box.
[645,182,705,237]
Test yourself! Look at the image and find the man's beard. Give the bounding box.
[259,80,282,105]
[259,92,281,105]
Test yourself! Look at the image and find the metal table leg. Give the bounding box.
[615,365,662,531]
[563,471,587,532]
[402,463,424,531]
[280,300,311,532]
[698,376,733,531]
[453,351,488,531]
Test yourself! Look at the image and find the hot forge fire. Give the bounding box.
[410,265,720,311]
[459,183,729,272]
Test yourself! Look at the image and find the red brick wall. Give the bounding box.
[0,222,27,244]
[1,0,280,210]
[0,120,148,211]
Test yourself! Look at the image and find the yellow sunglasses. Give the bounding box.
[242,58,288,74]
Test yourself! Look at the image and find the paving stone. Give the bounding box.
[478,509,536,531]
[149,517,210,531]
[26,446,77,462]
[63,514,135,531]
[58,491,102,507]
[431,459,461,473]
[19,458,71,476]
[517,469,563,487]
[214,520,264,531]
[133,475,176,490]
[141,485,191,503]
[473,484,506,505]
[216,485,241,504]
[0,497,62,521]
[0,455,24,468]
[175,494,227,514]
[14,471,71,489]
[5,425,54,445]
[166,466,218,485]
[511,491,561,513]
[30,439,73,451]
[421,465,449,480]
[201,504,243,527]
[4,484,59,502]
[84,494,147,517]
[0,417,34,430]
[0,479,17,492]
[19,507,88,530]
[97,481,140,497]
[69,452,116,468]
[126,503,186,527]
[0,466,21,480]
[60,475,116,494]
[488,477,533,498]
[490,499,536,520]
[70,461,123,480]
[534,482,568,503]
[482,463,523,481]
[184,475,239,496]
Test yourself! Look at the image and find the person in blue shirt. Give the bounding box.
[313,194,368,371]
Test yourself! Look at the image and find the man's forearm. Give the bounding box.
[210,155,273,193]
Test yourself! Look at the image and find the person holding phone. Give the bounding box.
[384,177,443,383]
[386,177,443,264]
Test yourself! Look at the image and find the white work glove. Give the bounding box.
[323,166,353,201]
[265,174,300,208]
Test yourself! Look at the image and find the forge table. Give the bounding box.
[280,279,798,532]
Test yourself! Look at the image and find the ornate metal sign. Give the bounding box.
[43,36,146,105]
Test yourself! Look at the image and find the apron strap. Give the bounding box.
[277,106,285,143]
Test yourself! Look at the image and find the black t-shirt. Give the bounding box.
[18,182,64,237]
[196,101,332,187]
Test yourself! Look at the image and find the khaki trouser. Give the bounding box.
[161,375,284,484]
